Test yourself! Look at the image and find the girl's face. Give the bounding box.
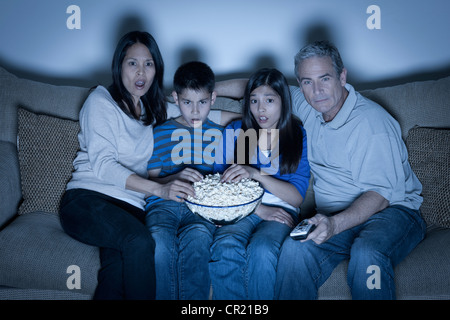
[249,85,282,130]
[121,42,155,107]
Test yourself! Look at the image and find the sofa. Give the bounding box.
[0,65,449,300]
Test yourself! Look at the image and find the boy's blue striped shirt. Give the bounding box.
[145,118,224,209]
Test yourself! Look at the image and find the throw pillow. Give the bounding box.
[406,127,450,228]
[17,107,80,215]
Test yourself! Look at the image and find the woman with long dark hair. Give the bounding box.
[210,68,311,299]
[59,31,194,299]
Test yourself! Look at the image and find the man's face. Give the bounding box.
[297,56,347,122]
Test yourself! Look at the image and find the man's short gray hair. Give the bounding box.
[294,40,345,80]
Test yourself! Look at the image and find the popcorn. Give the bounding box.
[186,173,264,224]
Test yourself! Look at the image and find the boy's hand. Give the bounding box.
[175,168,204,183]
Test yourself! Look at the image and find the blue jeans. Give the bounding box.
[59,189,156,300]
[275,205,426,300]
[145,200,216,299]
[209,209,297,300]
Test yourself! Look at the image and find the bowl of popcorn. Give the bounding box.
[185,173,264,225]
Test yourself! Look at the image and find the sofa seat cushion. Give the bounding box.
[0,141,21,227]
[394,226,450,299]
[0,287,92,300]
[0,212,99,296]
[318,226,450,299]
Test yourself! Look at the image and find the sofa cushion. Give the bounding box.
[360,76,450,140]
[0,212,99,296]
[394,226,450,299]
[17,107,80,215]
[0,141,21,227]
[406,127,450,228]
[318,226,450,299]
[0,66,89,145]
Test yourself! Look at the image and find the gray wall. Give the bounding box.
[1,0,449,90]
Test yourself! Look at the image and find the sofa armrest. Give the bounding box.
[0,141,21,229]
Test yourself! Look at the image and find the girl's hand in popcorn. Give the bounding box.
[221,164,259,183]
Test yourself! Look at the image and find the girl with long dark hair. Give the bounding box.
[210,68,311,299]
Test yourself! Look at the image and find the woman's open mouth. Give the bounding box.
[135,80,146,90]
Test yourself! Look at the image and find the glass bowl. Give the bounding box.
[185,192,264,225]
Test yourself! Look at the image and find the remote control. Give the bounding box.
[290,219,316,240]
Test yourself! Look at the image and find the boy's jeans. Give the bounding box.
[209,210,297,300]
[275,205,426,300]
[146,200,216,299]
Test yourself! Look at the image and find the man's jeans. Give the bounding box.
[210,210,297,300]
[275,205,426,300]
[145,200,216,299]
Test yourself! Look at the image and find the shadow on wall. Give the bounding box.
[215,22,339,85]
[1,17,449,92]
[175,47,280,93]
[0,14,151,89]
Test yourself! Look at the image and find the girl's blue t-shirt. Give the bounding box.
[213,120,311,201]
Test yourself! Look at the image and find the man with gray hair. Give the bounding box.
[273,40,426,299]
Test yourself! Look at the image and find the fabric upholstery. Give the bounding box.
[0,287,92,300]
[406,127,450,228]
[360,76,450,140]
[318,226,450,299]
[0,66,89,144]
[394,225,450,299]
[0,212,99,296]
[1,64,450,299]
[0,141,21,226]
[17,108,80,215]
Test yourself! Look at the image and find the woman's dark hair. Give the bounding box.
[108,31,166,126]
[239,68,303,175]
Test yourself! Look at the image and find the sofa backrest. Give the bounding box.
[360,76,450,140]
[2,65,449,144]
[0,66,90,145]
[1,65,449,226]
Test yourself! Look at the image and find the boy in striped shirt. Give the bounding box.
[145,61,237,299]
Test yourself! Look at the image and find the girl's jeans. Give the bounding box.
[209,209,297,300]
[145,200,216,299]
[59,188,156,300]
[275,205,426,300]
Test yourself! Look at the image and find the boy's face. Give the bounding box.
[173,88,216,128]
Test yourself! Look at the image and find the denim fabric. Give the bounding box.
[145,200,216,299]
[275,205,427,300]
[209,210,297,300]
[59,188,156,300]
